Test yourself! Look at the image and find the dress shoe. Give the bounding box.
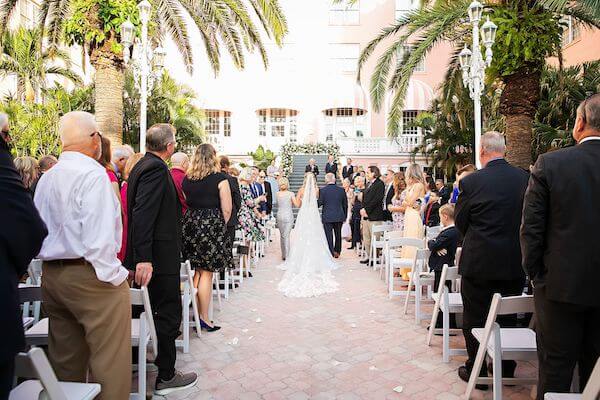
[199,318,221,332]
[333,252,340,258]
[359,259,370,264]
[458,366,488,391]
[347,246,355,250]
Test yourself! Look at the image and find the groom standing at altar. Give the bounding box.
[318,173,348,258]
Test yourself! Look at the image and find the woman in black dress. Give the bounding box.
[182,144,232,331]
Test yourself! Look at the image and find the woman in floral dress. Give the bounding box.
[388,172,407,231]
[238,167,265,242]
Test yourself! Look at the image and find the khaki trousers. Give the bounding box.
[42,261,131,400]
[361,220,382,259]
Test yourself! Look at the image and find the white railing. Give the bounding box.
[335,135,423,155]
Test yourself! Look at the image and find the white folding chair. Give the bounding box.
[402,248,435,324]
[23,260,43,324]
[10,347,101,400]
[386,237,426,299]
[465,294,537,400]
[20,285,48,347]
[176,261,203,353]
[369,224,394,269]
[130,286,158,400]
[426,264,466,362]
[544,358,600,400]
[381,230,404,281]
[425,225,442,240]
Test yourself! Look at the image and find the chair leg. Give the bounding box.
[492,326,503,400]
[182,291,190,354]
[427,296,440,346]
[415,280,422,323]
[223,270,229,299]
[442,308,450,363]
[138,340,146,400]
[388,262,394,299]
[403,271,415,314]
[464,328,489,399]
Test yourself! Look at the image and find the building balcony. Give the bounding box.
[335,135,423,156]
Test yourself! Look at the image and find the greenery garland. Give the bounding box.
[279,143,340,176]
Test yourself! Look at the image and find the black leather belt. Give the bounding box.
[45,258,88,266]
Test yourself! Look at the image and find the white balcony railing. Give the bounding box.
[335,135,423,155]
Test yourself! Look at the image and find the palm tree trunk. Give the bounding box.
[91,45,124,145]
[499,67,541,169]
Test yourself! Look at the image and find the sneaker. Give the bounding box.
[154,371,198,395]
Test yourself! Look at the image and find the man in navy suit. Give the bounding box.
[318,173,348,258]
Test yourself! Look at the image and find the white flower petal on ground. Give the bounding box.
[393,386,404,393]
[256,317,262,323]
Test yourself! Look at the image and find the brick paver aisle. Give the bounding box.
[170,234,534,400]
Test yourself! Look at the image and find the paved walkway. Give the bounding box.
[167,235,535,400]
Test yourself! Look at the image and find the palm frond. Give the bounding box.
[156,0,194,74]
[0,0,19,39]
[538,0,600,19]
[247,0,288,46]
[45,0,70,46]
[44,65,82,84]
[559,3,600,29]
[222,0,269,69]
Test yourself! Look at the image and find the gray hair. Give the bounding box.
[481,131,506,154]
[146,123,175,152]
[112,145,133,160]
[0,112,8,130]
[325,172,336,183]
[239,167,253,182]
[171,152,189,167]
[579,93,600,131]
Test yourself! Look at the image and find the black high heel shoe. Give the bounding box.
[199,319,221,332]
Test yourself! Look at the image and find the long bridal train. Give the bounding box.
[277,174,339,298]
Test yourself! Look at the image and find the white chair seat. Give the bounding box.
[472,328,537,360]
[432,292,464,313]
[25,318,48,346]
[390,257,413,267]
[23,317,34,329]
[10,380,101,400]
[544,395,580,400]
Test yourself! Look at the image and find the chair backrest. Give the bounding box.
[482,294,534,334]
[130,287,158,356]
[425,225,442,240]
[437,264,460,294]
[454,247,462,267]
[372,224,393,237]
[18,285,42,303]
[387,237,425,250]
[414,248,431,271]
[383,230,404,240]
[14,348,68,400]
[27,259,43,285]
[582,357,600,400]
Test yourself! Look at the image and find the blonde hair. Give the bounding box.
[14,156,38,189]
[439,204,455,220]
[123,153,144,181]
[404,163,425,185]
[239,167,253,182]
[278,177,289,190]
[229,167,240,177]
[187,143,219,180]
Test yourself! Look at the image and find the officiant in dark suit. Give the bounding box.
[455,131,529,388]
[305,158,319,176]
[318,173,348,258]
[325,155,338,176]
[521,94,600,399]
[342,158,354,180]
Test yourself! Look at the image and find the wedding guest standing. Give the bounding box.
[455,131,528,388]
[99,136,120,201]
[182,144,232,332]
[349,175,365,250]
[382,169,395,222]
[111,145,133,182]
[170,152,189,214]
[521,94,600,399]
[450,164,476,204]
[325,154,338,176]
[238,168,265,243]
[342,158,354,180]
[117,153,143,262]
[257,170,273,216]
[125,123,197,395]
[387,172,407,231]
[276,177,300,260]
[305,158,319,176]
[319,173,348,258]
[360,166,385,264]
[266,159,278,177]
[14,156,38,196]
[436,179,450,204]
[220,156,242,249]
[35,111,130,400]
[31,155,57,194]
[0,113,47,399]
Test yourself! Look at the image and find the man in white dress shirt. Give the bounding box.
[35,111,131,400]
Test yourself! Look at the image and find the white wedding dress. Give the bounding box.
[277,174,339,298]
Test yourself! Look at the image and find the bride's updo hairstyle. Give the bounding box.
[187,143,219,180]
[404,163,425,186]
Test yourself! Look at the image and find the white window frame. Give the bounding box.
[395,0,420,21]
[562,16,581,47]
[324,108,368,141]
[398,44,425,73]
[257,109,298,141]
[204,110,231,137]
[329,43,360,74]
[399,110,423,150]
[329,1,360,26]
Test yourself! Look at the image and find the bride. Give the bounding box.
[277,173,339,298]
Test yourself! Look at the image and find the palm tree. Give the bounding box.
[0,0,288,144]
[0,27,81,103]
[357,0,599,168]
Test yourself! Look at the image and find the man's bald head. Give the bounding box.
[171,152,189,169]
[59,111,101,159]
[574,93,600,143]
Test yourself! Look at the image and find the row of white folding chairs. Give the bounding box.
[18,285,156,400]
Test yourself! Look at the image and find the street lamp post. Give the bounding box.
[120,1,166,153]
[458,1,497,168]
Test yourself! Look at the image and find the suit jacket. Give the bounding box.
[325,162,338,175]
[521,140,600,307]
[424,201,441,227]
[362,178,385,221]
[264,180,273,215]
[342,165,354,180]
[305,164,319,176]
[383,183,394,221]
[224,172,241,228]
[438,185,451,204]
[0,138,47,363]
[318,183,348,223]
[125,152,182,276]
[427,226,460,272]
[455,159,528,281]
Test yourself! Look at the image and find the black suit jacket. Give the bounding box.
[342,165,354,180]
[0,139,47,363]
[521,140,600,307]
[455,159,528,281]
[362,178,385,221]
[318,184,348,223]
[428,226,460,272]
[264,181,273,215]
[305,164,319,176]
[325,162,338,175]
[224,172,241,228]
[439,185,451,204]
[125,152,182,275]
[383,184,394,221]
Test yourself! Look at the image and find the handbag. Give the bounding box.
[341,221,352,240]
